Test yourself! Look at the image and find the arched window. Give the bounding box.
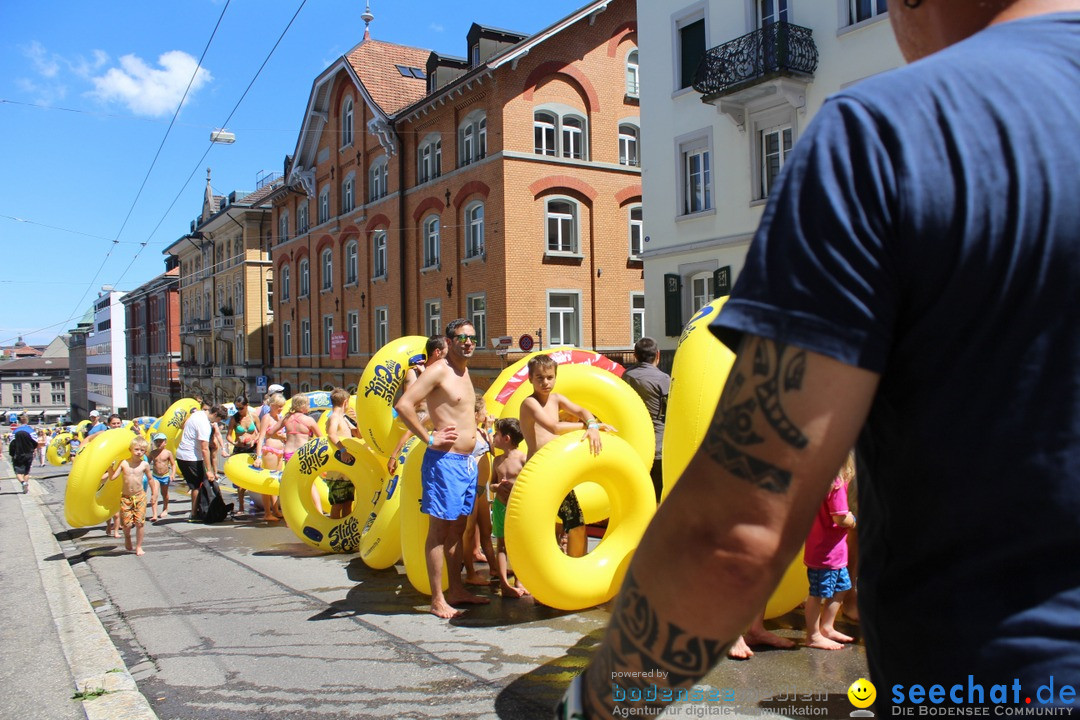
[545,198,579,254]
[423,215,440,268]
[534,111,557,156]
[297,203,309,234]
[345,239,358,285]
[280,264,291,302]
[342,173,355,213]
[342,96,354,147]
[626,49,640,97]
[562,116,585,160]
[465,202,484,258]
[318,185,330,224]
[372,231,387,278]
[629,204,643,258]
[369,155,388,202]
[321,248,333,291]
[279,211,290,243]
[418,133,442,184]
[619,123,640,166]
[458,111,487,166]
[299,258,310,297]
[534,107,588,160]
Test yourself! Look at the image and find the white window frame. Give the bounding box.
[375,306,389,349]
[299,258,310,298]
[629,204,644,259]
[691,271,716,312]
[342,173,355,214]
[842,0,887,27]
[282,322,292,357]
[318,185,330,224]
[545,198,579,255]
[618,122,640,167]
[372,231,387,278]
[280,209,290,241]
[425,299,442,338]
[676,130,714,217]
[561,115,585,160]
[321,248,333,291]
[345,239,358,286]
[234,279,243,314]
[467,293,487,347]
[301,318,311,356]
[418,133,442,184]
[759,0,789,26]
[534,111,557,156]
[280,265,291,302]
[423,215,440,269]
[369,156,388,202]
[626,49,640,97]
[749,105,798,202]
[547,291,582,347]
[322,315,334,355]
[347,310,359,354]
[341,96,354,148]
[760,124,793,199]
[631,292,646,343]
[465,202,484,259]
[297,203,309,234]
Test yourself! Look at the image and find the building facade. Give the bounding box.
[122,261,182,418]
[165,170,282,404]
[87,289,128,416]
[0,336,71,425]
[636,0,902,349]
[270,0,641,392]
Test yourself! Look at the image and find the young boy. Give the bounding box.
[324,387,358,519]
[489,417,528,598]
[463,393,497,586]
[518,354,605,558]
[111,436,154,555]
[804,453,858,650]
[149,432,176,519]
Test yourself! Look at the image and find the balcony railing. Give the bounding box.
[214,316,235,330]
[692,21,818,100]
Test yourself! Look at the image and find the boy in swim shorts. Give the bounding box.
[489,418,528,598]
[148,433,175,519]
[110,436,154,555]
[324,387,358,519]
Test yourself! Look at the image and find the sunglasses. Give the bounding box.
[453,334,478,344]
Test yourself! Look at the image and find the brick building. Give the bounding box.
[270,0,640,393]
[122,261,181,418]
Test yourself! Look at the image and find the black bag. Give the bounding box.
[8,431,37,465]
[196,477,233,524]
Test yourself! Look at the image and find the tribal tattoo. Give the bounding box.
[705,338,810,494]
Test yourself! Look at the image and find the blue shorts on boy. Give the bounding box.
[807,567,851,599]
[420,449,477,520]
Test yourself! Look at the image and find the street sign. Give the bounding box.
[256,375,268,392]
[518,334,534,352]
[490,335,513,349]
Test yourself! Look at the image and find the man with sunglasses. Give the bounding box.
[396,319,491,618]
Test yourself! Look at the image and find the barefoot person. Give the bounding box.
[395,319,490,618]
[110,436,154,555]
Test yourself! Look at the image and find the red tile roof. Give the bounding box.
[345,37,430,116]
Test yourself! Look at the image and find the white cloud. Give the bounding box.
[429,22,444,32]
[23,40,60,78]
[89,50,212,117]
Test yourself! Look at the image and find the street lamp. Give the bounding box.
[210,129,236,144]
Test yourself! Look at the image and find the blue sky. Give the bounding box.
[0,0,587,348]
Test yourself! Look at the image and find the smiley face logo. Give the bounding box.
[848,678,877,709]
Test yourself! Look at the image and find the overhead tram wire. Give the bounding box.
[110,0,309,290]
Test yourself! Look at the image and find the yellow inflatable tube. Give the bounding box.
[64,427,138,528]
[157,398,201,455]
[47,432,74,466]
[354,335,428,457]
[398,441,449,595]
[278,436,383,553]
[358,436,415,569]
[505,433,655,611]
[223,453,282,495]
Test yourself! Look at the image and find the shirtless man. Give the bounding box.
[395,319,490,618]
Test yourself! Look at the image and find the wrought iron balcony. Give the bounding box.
[692,22,818,101]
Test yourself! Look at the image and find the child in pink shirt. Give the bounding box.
[803,452,857,650]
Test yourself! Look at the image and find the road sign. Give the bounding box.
[490,335,513,349]
[518,334,534,352]
[256,375,268,392]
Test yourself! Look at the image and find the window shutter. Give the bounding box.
[664,273,683,337]
[713,265,732,298]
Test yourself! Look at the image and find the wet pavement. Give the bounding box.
[18,459,870,719]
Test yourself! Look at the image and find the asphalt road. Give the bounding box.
[22,460,871,719]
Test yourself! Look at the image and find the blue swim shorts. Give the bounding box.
[420,449,478,521]
[807,567,852,599]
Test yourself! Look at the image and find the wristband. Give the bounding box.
[587,421,600,430]
[428,431,435,446]
[555,673,588,720]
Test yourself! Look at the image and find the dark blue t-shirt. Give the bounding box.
[713,14,1080,703]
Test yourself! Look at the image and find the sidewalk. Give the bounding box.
[0,458,158,720]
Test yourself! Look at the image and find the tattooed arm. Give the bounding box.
[575,334,879,718]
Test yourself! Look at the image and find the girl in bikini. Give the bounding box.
[254,392,287,521]
[226,394,259,514]
[265,394,325,514]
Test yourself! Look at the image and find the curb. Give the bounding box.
[20,480,160,720]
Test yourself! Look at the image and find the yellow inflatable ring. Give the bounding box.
[47,432,74,466]
[661,297,735,502]
[505,433,655,611]
[358,437,415,569]
[157,397,201,455]
[278,436,383,553]
[764,553,810,620]
[64,427,138,528]
[397,441,451,594]
[354,335,428,457]
[74,419,92,440]
[223,453,282,495]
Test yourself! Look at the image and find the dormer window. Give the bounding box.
[471,44,480,66]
